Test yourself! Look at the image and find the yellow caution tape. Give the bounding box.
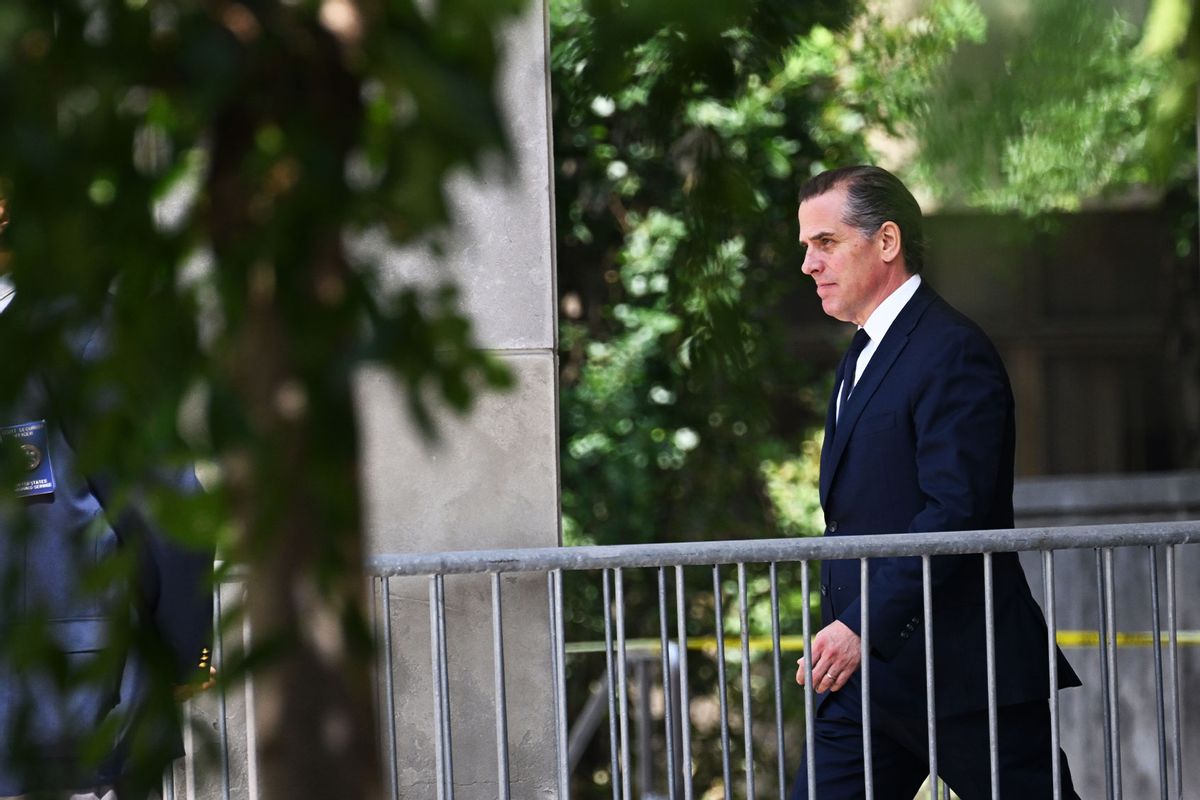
[1054,630,1200,647]
[565,631,1200,656]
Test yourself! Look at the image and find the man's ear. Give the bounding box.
[878,220,902,263]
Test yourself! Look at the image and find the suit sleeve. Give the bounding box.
[100,471,215,683]
[58,327,215,684]
[839,325,1011,660]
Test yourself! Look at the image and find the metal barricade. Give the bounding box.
[176,520,1200,800]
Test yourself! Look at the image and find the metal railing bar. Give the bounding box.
[242,588,260,800]
[1096,550,1115,800]
[382,577,399,800]
[369,581,381,790]
[1166,545,1182,799]
[1044,550,1061,800]
[602,569,621,800]
[770,562,786,800]
[738,563,756,800]
[921,555,937,800]
[491,573,511,800]
[860,558,873,800]
[548,572,563,795]
[657,567,678,800]
[616,568,633,800]
[213,586,232,800]
[184,696,198,800]
[713,565,733,800]
[983,552,999,800]
[669,648,682,794]
[436,575,455,799]
[430,576,448,800]
[675,565,695,800]
[553,570,571,800]
[1149,548,1168,800]
[1103,548,1122,800]
[367,522,1200,577]
[371,577,383,773]
[800,562,816,800]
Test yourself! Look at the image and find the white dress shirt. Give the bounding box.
[836,273,922,419]
[0,275,13,315]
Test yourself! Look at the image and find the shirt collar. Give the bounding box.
[0,274,13,315]
[862,273,921,343]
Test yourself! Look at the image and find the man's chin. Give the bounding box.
[821,299,849,322]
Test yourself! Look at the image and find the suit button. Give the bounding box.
[820,584,828,597]
[827,521,838,533]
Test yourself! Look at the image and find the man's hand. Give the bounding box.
[795,620,861,693]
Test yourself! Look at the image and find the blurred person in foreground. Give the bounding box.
[791,166,1080,799]
[0,199,214,800]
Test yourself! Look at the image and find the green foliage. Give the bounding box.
[0,0,525,791]
[839,0,988,133]
[0,0,520,438]
[759,428,825,537]
[903,0,1186,214]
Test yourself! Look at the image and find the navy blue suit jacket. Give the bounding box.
[0,299,214,794]
[817,281,1079,718]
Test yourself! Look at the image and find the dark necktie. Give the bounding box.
[838,328,871,420]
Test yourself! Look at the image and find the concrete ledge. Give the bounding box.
[1014,470,1200,522]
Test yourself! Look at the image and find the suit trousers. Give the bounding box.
[790,687,1079,800]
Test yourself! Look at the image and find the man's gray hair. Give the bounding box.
[798,165,926,273]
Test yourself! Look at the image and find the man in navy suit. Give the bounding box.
[790,166,1080,799]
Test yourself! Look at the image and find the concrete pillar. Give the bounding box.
[355,1,560,798]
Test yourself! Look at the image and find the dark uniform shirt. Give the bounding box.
[0,289,213,795]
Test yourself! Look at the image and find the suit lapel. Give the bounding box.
[820,347,847,486]
[819,283,938,506]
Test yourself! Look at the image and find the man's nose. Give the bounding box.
[801,251,819,275]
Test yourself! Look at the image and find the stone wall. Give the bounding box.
[355,1,560,797]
